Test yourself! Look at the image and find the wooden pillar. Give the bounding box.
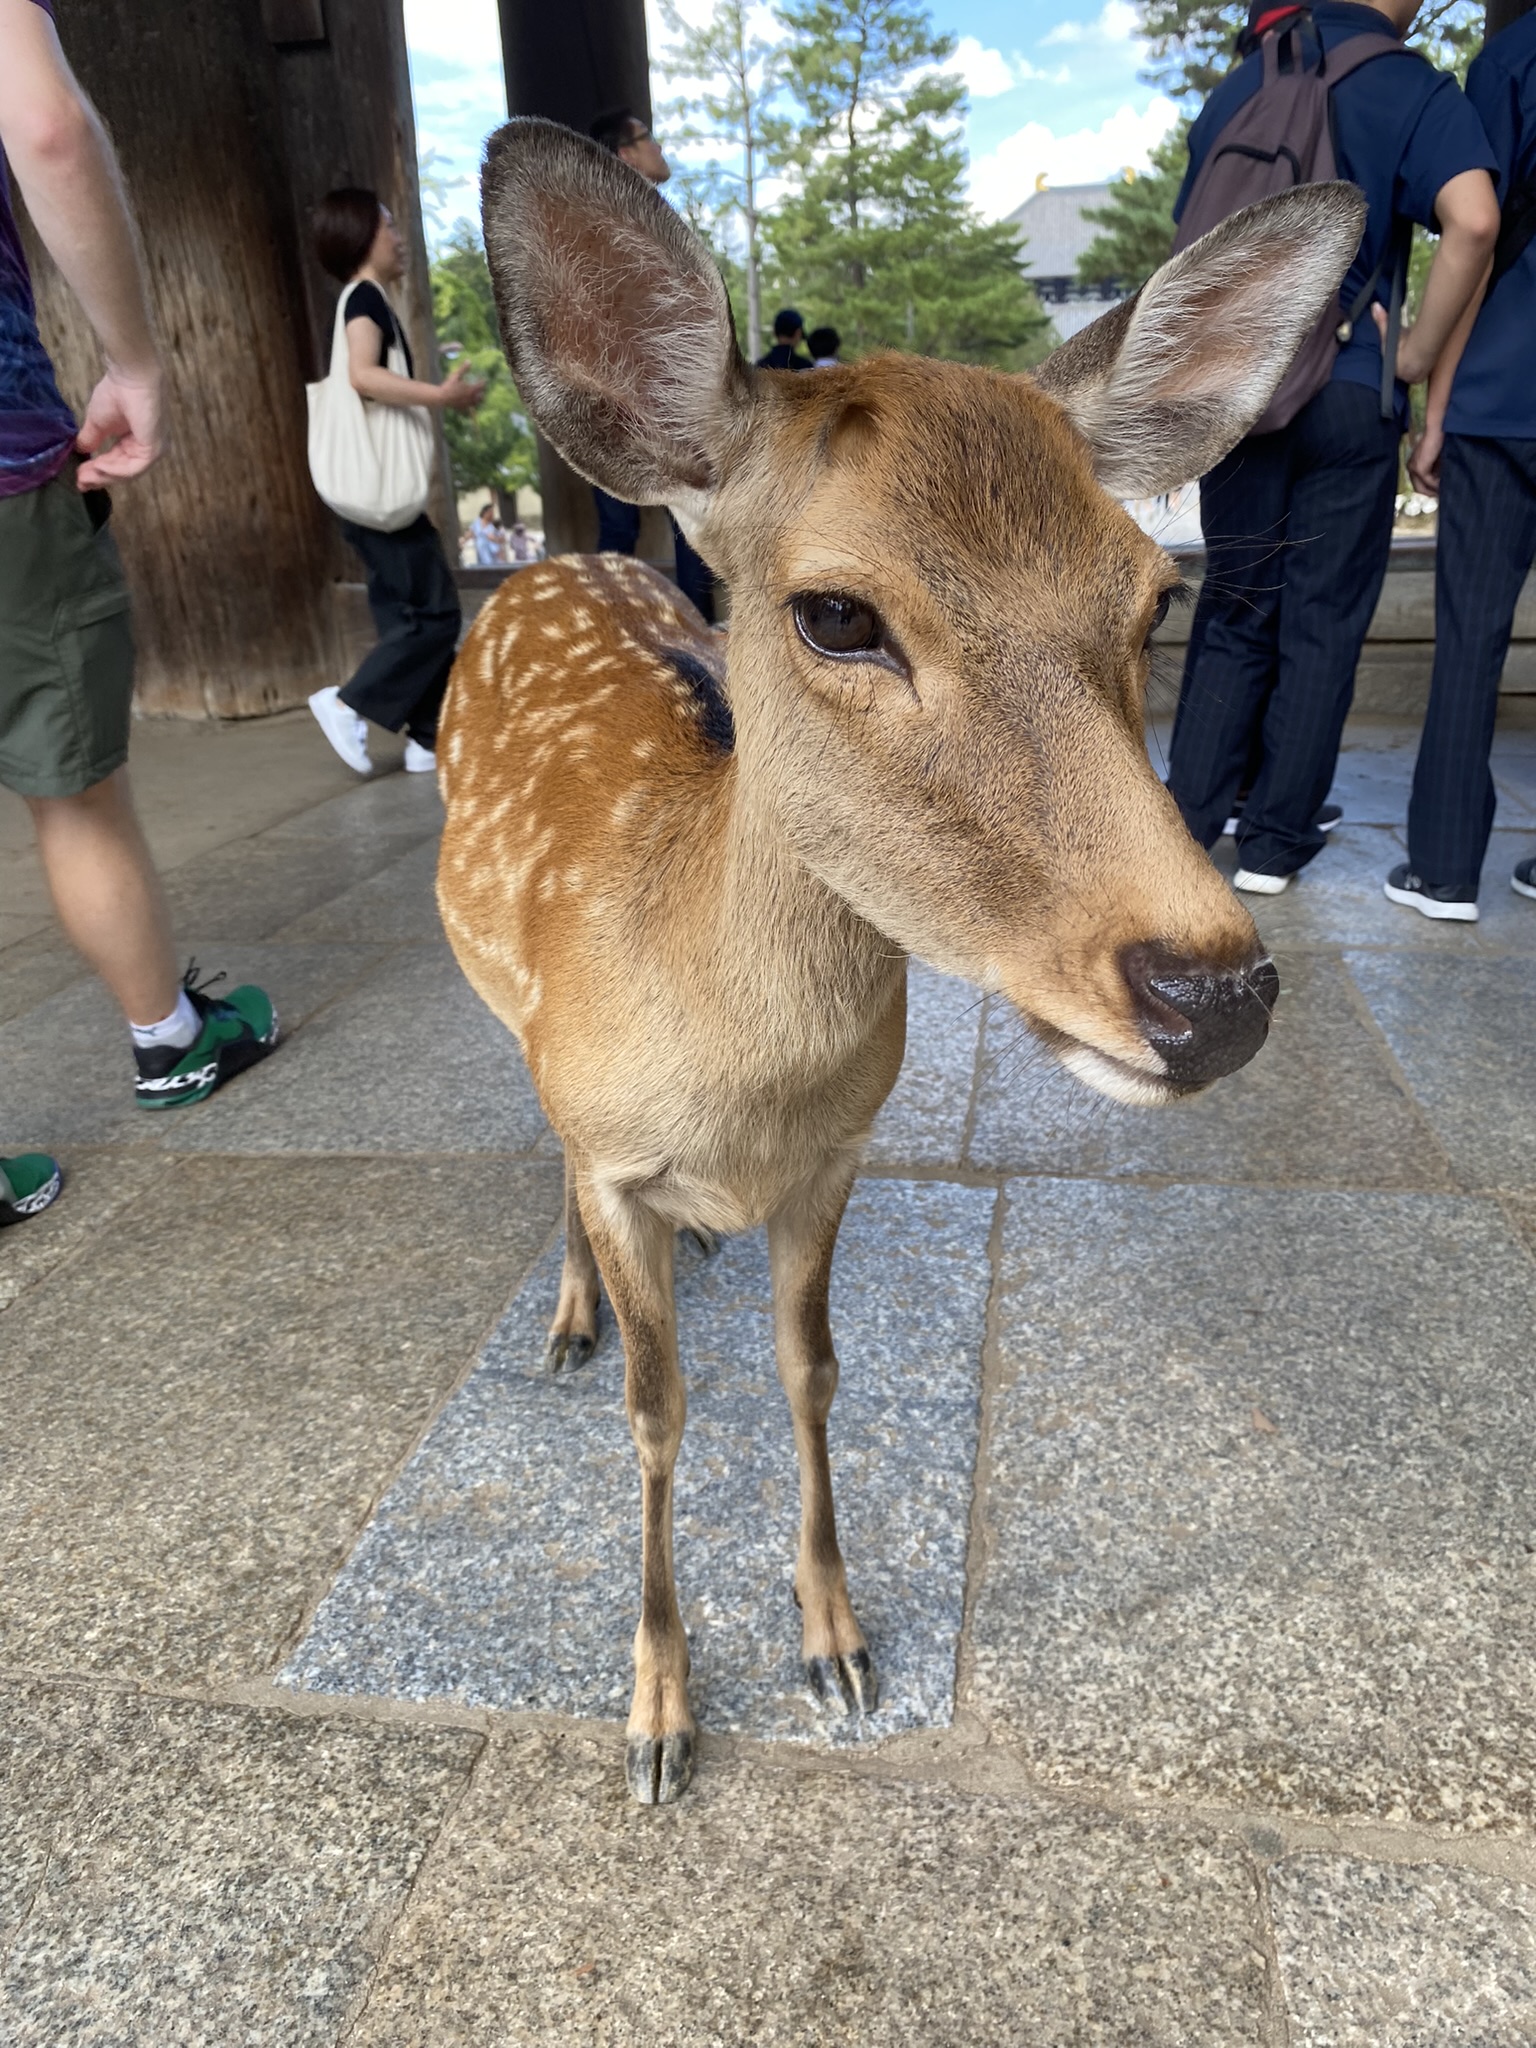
[21,0,444,718]
[495,0,668,562]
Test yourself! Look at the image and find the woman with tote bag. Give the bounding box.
[307,189,483,775]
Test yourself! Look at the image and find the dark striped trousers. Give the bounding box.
[1407,432,1536,891]
[1168,380,1401,877]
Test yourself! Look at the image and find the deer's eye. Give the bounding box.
[793,591,885,658]
[1150,590,1172,632]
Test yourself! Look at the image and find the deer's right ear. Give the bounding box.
[1033,182,1368,498]
[480,118,750,506]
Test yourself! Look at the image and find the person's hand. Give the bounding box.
[1408,418,1444,497]
[1373,302,1433,389]
[74,360,165,485]
[439,362,485,414]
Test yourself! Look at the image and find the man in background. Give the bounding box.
[587,106,715,623]
[0,0,275,1224]
[758,308,813,370]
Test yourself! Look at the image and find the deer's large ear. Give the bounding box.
[1034,183,1368,497]
[480,118,750,505]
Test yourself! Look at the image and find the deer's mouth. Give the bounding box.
[1051,1036,1179,1107]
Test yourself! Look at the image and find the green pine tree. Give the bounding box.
[767,0,1049,366]
[429,225,539,501]
[1077,122,1189,292]
[1136,0,1481,103]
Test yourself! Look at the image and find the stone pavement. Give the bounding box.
[3,705,1536,2045]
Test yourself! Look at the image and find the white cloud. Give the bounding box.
[402,0,503,69]
[952,36,1019,99]
[967,96,1179,220]
[1041,0,1141,49]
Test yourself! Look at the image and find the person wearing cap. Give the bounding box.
[757,310,814,371]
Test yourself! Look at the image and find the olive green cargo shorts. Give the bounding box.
[0,472,135,799]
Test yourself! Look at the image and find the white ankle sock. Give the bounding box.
[130,988,200,1051]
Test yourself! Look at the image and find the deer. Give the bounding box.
[435,117,1365,1804]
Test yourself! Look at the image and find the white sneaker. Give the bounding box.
[403,738,437,774]
[308,686,372,776]
[1233,867,1292,895]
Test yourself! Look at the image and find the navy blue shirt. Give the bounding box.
[1446,12,1536,437]
[1177,2,1495,421]
[0,0,76,496]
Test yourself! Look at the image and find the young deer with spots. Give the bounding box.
[436,120,1365,1803]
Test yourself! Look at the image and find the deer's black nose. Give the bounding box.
[1121,944,1279,1093]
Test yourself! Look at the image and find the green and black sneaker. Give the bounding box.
[0,1152,62,1225]
[134,967,279,1110]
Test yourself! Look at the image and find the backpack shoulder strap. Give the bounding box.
[1318,31,1419,85]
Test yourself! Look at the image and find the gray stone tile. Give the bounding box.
[0,942,387,1148]
[0,1679,479,2048]
[1503,1193,1536,1259]
[1493,756,1536,825]
[350,1729,1273,2048]
[0,1155,560,1683]
[275,839,445,942]
[164,942,549,1155]
[968,951,1452,1188]
[263,765,444,845]
[968,1179,1536,1828]
[864,965,984,1168]
[0,1145,172,1313]
[158,831,419,941]
[1213,826,1536,956]
[1325,735,1417,827]
[0,923,87,1027]
[1346,951,1536,1190]
[284,1179,993,1747]
[1272,1855,1536,2046]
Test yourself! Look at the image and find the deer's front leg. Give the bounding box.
[578,1177,694,1803]
[768,1161,877,1717]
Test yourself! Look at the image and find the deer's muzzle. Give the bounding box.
[1120,943,1280,1094]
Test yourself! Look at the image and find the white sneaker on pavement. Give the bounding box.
[1232,867,1292,895]
[308,686,372,776]
[403,738,437,773]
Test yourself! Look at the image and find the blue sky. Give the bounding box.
[402,0,1176,234]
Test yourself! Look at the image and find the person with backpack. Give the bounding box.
[1165,0,1500,896]
[1384,9,1536,919]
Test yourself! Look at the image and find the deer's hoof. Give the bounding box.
[625,1730,694,1804]
[544,1329,595,1373]
[806,1648,879,1717]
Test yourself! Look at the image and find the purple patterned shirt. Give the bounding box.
[0,0,76,496]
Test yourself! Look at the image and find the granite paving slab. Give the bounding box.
[1321,737,1417,827]
[284,1179,994,1746]
[275,838,445,942]
[0,941,388,1148]
[347,1727,1274,2048]
[157,830,424,941]
[0,1155,560,1684]
[262,765,444,845]
[967,1179,1536,1828]
[0,1145,174,1313]
[0,1678,479,2048]
[1493,759,1536,824]
[163,941,549,1155]
[1271,1855,1536,2046]
[864,964,985,1168]
[967,950,1452,1188]
[1210,826,1536,955]
[1346,950,1536,1190]
[0,922,90,1027]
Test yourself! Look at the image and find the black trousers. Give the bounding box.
[592,486,716,623]
[338,514,461,745]
[1168,380,1401,877]
[1407,432,1536,891]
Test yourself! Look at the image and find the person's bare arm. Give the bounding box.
[1407,256,1491,494]
[344,316,482,412]
[1391,168,1501,389]
[0,0,162,483]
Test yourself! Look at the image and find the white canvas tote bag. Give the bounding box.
[306,284,433,531]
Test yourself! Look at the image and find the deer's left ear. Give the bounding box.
[1034,182,1367,497]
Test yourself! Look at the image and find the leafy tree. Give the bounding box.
[1136,0,1482,103]
[657,0,785,360]
[429,224,539,502]
[767,0,1050,365]
[1077,121,1190,290]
